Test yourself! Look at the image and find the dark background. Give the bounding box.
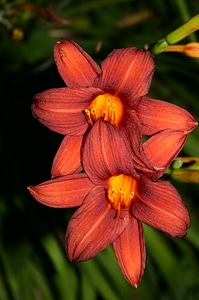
[1,0,199,299]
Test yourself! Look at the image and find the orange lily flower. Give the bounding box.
[32,40,197,176]
[28,120,190,287]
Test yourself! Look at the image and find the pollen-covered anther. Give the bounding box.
[84,93,123,127]
[85,109,93,125]
[107,174,136,213]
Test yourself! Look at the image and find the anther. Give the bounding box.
[84,93,123,127]
[85,109,93,125]
[107,174,136,213]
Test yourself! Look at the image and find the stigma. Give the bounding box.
[107,174,136,214]
[85,93,123,127]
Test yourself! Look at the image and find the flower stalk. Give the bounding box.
[150,14,199,56]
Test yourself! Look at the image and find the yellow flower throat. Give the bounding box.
[107,174,136,214]
[85,93,123,127]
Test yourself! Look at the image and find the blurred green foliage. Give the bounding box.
[1,0,199,299]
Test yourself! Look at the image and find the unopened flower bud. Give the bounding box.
[170,158,199,183]
[164,43,199,58]
[184,42,199,58]
[171,169,199,183]
[166,14,199,44]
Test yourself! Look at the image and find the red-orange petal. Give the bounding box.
[113,217,145,288]
[28,173,94,208]
[95,47,154,102]
[54,39,101,87]
[143,129,187,178]
[32,87,102,135]
[51,135,83,178]
[66,186,129,261]
[136,96,198,135]
[82,119,139,184]
[132,177,190,237]
[120,109,156,175]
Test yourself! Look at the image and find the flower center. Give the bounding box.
[107,174,136,214]
[85,93,123,127]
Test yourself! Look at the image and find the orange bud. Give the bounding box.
[184,42,199,58]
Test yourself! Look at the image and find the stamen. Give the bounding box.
[107,174,136,216]
[85,109,93,125]
[84,93,123,127]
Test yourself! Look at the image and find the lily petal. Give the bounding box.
[95,48,154,102]
[83,119,138,184]
[136,96,198,135]
[120,109,156,175]
[132,177,190,237]
[113,217,145,288]
[143,129,187,177]
[66,186,129,261]
[28,173,94,208]
[51,135,83,178]
[54,39,101,87]
[32,87,102,135]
